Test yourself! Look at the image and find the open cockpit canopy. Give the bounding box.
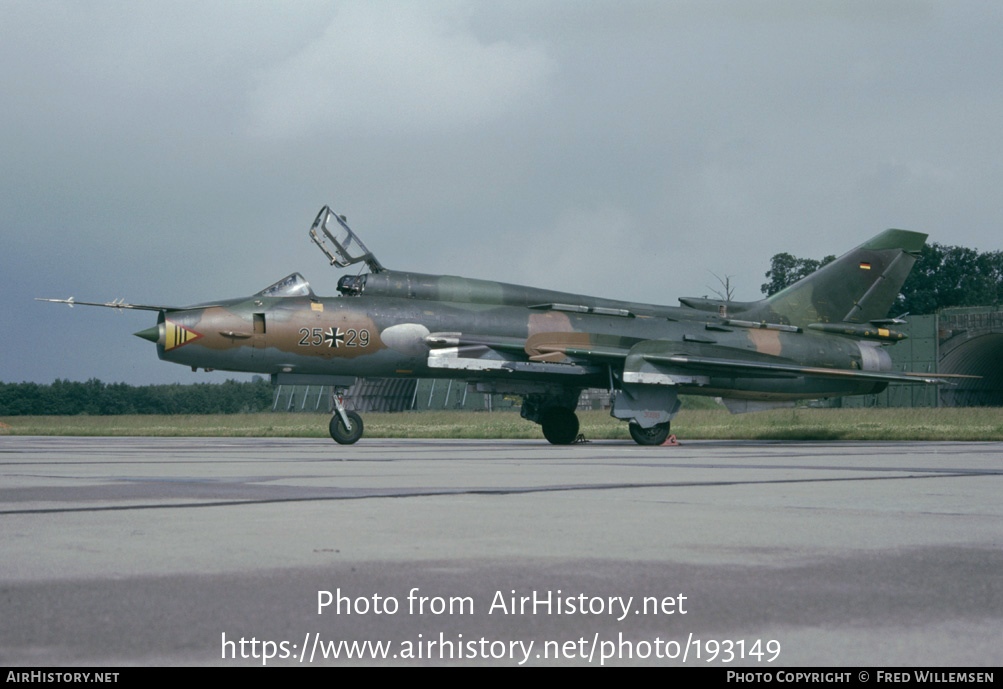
[309,205,384,274]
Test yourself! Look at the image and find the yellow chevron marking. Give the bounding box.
[164,320,203,351]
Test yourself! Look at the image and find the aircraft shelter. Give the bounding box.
[825,306,1002,408]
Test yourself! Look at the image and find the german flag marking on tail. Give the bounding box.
[859,262,872,270]
[165,320,203,351]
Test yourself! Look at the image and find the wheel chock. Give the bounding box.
[661,434,679,446]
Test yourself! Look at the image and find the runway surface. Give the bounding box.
[1,436,1000,666]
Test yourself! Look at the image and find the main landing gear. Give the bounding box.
[521,392,583,445]
[540,407,580,445]
[628,421,671,446]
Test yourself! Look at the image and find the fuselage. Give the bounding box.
[152,274,889,402]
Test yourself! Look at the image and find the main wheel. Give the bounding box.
[629,422,670,446]
[329,411,364,444]
[541,408,579,445]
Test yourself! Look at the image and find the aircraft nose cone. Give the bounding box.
[133,325,160,343]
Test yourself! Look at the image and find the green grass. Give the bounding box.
[2,407,1001,441]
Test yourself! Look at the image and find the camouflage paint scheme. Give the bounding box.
[40,210,963,445]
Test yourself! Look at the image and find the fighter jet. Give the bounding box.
[39,206,967,445]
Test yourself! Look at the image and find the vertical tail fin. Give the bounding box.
[746,229,927,327]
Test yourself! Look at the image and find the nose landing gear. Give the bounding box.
[330,410,364,444]
[329,391,364,444]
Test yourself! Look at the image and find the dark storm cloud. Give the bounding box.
[3,1,1000,384]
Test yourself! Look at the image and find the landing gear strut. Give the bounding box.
[541,407,579,445]
[629,421,670,446]
[329,391,363,444]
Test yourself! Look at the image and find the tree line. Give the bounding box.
[761,242,1003,314]
[0,378,274,416]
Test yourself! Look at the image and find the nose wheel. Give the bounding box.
[330,410,364,444]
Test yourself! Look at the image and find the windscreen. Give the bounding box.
[257,273,314,298]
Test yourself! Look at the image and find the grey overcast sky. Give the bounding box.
[3,1,1001,385]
